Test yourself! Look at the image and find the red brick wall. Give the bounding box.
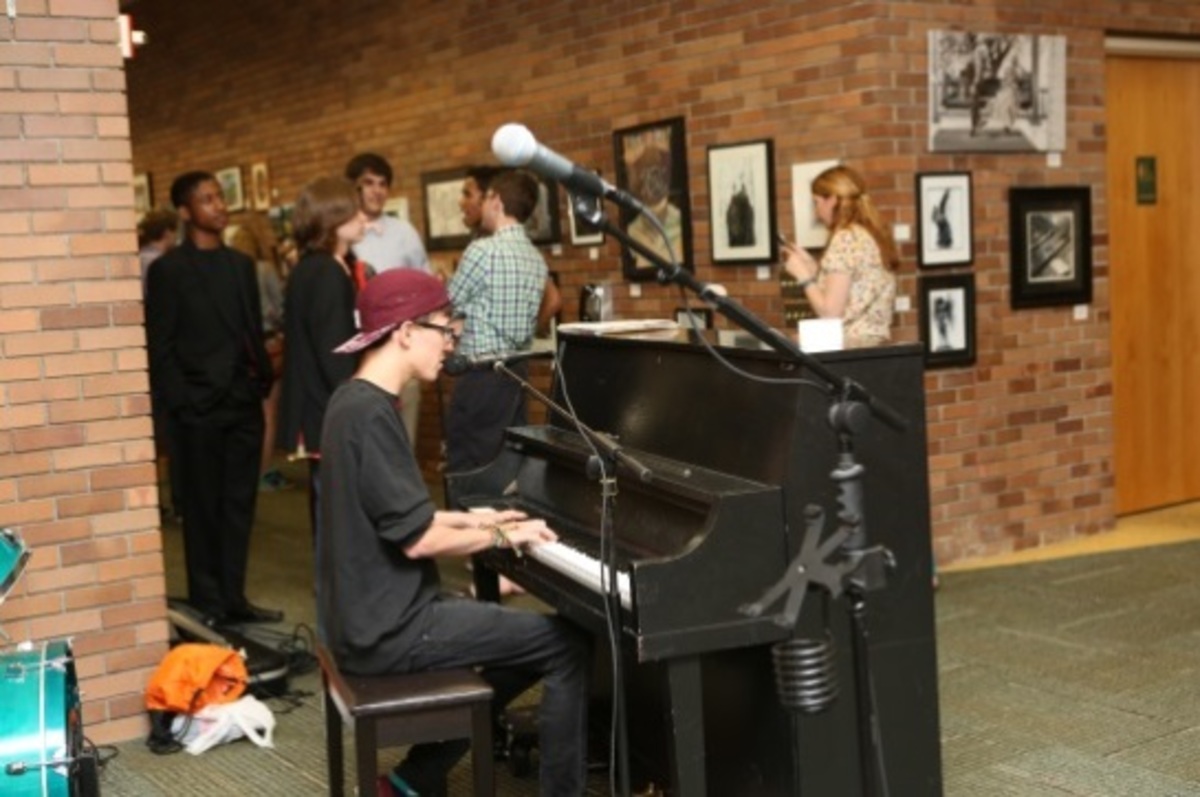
[124,2,1200,571]
[1,0,166,744]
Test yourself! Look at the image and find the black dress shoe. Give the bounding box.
[218,603,284,625]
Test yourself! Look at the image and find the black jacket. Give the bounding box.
[276,250,357,454]
[145,239,272,423]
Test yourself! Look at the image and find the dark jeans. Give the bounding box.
[389,597,590,797]
[445,367,527,473]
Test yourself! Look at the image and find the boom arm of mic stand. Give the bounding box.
[584,205,908,433]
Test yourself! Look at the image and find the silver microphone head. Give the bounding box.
[491,123,537,167]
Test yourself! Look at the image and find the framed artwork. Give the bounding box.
[928,30,1067,153]
[707,139,777,265]
[267,203,295,241]
[525,175,561,246]
[421,167,471,251]
[1008,186,1092,308]
[567,190,605,246]
[132,172,152,214]
[790,159,839,249]
[612,116,692,281]
[674,306,714,330]
[250,162,270,210]
[916,172,973,267]
[215,166,244,212]
[383,196,410,222]
[919,273,976,368]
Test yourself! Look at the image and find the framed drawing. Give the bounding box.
[790,158,839,249]
[916,172,973,267]
[215,166,244,212]
[567,190,605,246]
[928,30,1067,153]
[612,117,692,281]
[132,172,152,214]
[919,273,976,368]
[1008,186,1092,308]
[524,175,561,245]
[421,167,471,251]
[707,139,777,265]
[250,162,271,210]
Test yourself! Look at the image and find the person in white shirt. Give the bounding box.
[345,152,431,442]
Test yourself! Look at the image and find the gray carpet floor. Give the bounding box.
[91,467,1200,795]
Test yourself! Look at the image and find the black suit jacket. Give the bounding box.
[145,239,273,423]
[276,250,357,454]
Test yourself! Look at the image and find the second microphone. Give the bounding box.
[443,348,554,376]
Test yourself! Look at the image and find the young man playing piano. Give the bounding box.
[318,268,590,797]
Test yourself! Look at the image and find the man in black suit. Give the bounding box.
[145,171,282,626]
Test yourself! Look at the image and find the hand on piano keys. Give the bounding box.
[497,518,558,556]
[467,507,558,555]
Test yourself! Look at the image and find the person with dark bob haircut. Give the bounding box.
[277,177,367,571]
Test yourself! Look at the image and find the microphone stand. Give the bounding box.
[491,354,645,797]
[575,193,904,797]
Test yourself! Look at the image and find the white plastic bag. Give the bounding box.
[170,694,276,755]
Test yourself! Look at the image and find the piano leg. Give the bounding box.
[471,554,501,602]
[664,656,707,797]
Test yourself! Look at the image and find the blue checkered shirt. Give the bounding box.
[448,224,547,358]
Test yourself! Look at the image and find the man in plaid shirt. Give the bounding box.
[445,169,547,471]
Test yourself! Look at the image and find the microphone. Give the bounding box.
[442,348,553,376]
[491,124,645,213]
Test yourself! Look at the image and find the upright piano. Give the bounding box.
[445,332,943,796]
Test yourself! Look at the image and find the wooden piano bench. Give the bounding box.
[317,645,494,796]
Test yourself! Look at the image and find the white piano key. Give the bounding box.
[528,541,631,609]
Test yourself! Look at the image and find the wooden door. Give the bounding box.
[1106,56,1200,514]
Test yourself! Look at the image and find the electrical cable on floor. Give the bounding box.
[219,621,318,710]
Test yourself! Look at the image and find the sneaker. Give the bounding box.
[378,774,418,797]
[377,772,446,797]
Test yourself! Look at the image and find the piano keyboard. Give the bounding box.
[528,541,632,609]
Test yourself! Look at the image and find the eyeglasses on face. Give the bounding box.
[413,321,461,344]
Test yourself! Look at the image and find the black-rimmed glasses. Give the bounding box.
[413,321,461,345]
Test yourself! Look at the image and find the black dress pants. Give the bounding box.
[173,401,264,618]
[444,366,527,473]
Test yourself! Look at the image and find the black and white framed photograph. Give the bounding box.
[567,191,605,246]
[215,166,244,212]
[613,116,692,281]
[916,172,973,267]
[707,139,777,265]
[790,158,839,249]
[1009,186,1092,308]
[421,167,471,251]
[928,30,1066,153]
[524,175,561,246]
[919,273,976,368]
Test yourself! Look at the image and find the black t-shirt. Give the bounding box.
[318,378,439,672]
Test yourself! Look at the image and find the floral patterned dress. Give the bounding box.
[819,224,896,347]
